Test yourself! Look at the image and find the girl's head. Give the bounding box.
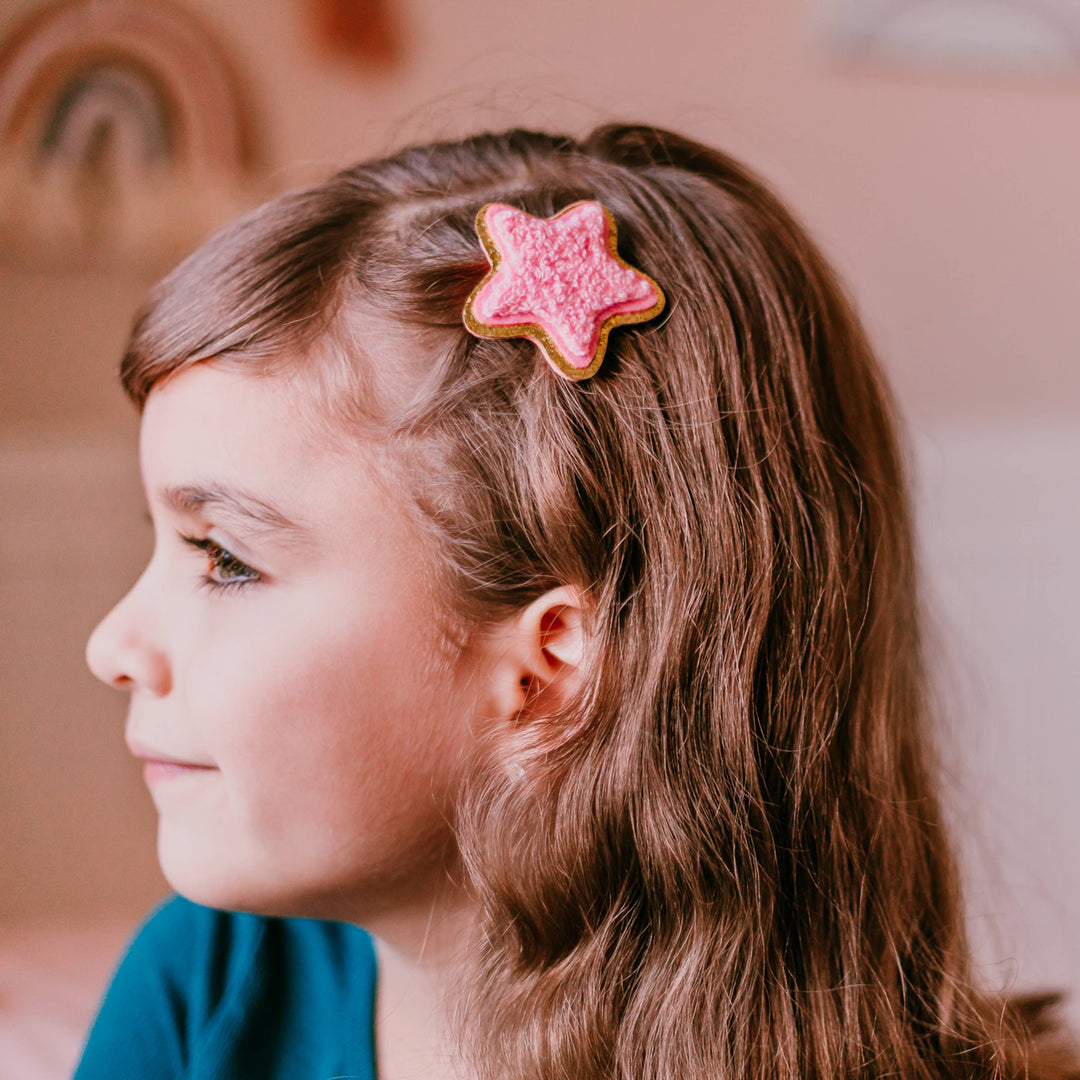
[87,125,1068,1080]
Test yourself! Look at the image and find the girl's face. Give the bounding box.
[86,362,486,922]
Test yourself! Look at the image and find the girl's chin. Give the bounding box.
[155,832,351,919]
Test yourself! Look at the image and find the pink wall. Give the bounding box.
[6,0,1079,430]
[210,0,1080,422]
[1,0,1076,1027]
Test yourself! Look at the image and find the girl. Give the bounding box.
[78,123,1076,1080]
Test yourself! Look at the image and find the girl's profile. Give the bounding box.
[75,123,1078,1080]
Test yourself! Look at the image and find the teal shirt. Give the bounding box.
[74,896,378,1080]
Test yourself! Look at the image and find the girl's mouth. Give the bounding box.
[140,759,219,785]
[127,739,218,784]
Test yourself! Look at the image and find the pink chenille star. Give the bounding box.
[463,201,665,381]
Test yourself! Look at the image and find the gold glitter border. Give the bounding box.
[462,201,667,382]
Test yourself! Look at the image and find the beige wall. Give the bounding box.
[2,0,1076,1021]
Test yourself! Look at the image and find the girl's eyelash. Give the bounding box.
[180,535,261,591]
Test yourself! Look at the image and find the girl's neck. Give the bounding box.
[369,892,478,1080]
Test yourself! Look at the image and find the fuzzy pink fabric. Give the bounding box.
[471,202,660,370]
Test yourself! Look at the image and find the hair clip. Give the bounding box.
[463,200,666,381]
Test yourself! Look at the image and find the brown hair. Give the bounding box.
[122,124,1076,1080]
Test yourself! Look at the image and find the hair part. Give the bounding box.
[121,124,1077,1080]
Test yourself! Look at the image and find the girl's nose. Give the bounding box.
[85,591,172,697]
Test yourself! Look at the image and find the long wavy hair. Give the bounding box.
[120,124,1076,1080]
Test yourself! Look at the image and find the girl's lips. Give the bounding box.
[127,740,217,783]
[142,760,217,785]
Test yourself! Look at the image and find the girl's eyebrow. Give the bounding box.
[160,483,308,535]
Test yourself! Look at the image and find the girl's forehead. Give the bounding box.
[140,363,394,529]
[143,358,371,453]
[143,362,302,451]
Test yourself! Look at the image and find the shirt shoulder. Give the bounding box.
[74,896,378,1080]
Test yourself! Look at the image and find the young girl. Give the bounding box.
[77,123,1076,1080]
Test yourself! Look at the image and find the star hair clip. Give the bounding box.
[463,200,666,381]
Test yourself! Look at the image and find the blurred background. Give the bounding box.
[1,0,1078,1074]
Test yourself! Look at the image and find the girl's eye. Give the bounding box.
[181,536,261,591]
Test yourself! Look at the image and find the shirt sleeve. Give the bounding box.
[71,896,378,1080]
[71,896,263,1080]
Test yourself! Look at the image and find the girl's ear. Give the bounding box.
[484,585,586,726]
